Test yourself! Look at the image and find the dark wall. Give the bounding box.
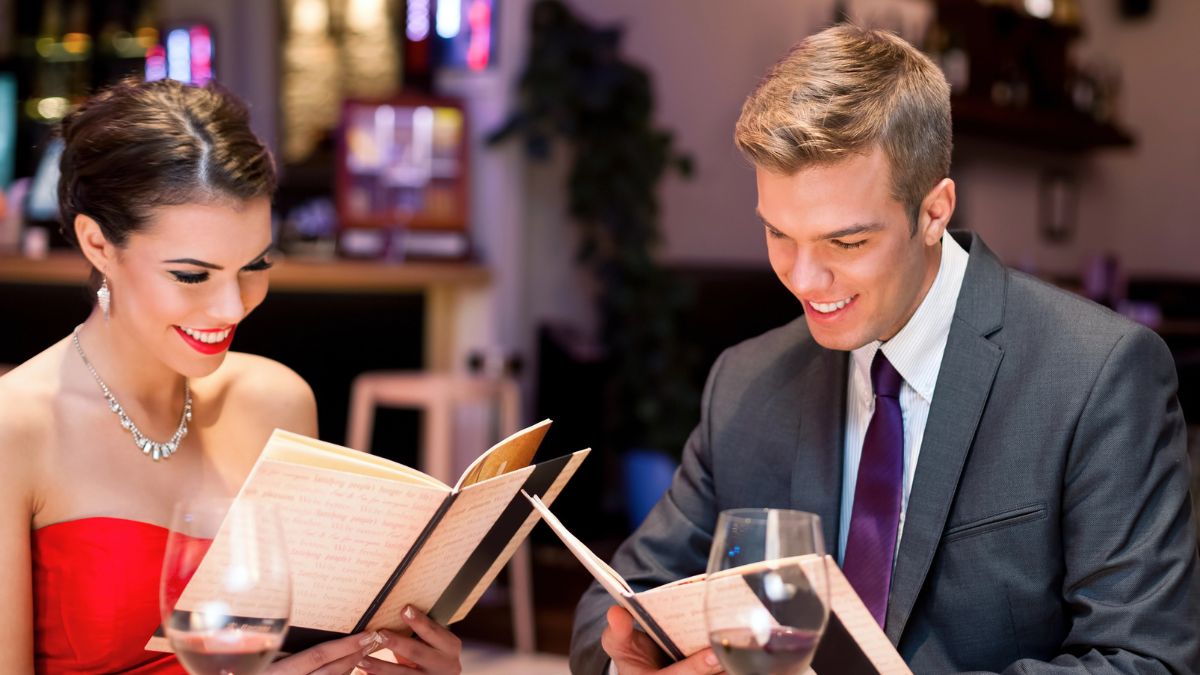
[0,282,425,452]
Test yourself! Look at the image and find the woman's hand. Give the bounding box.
[356,606,463,675]
[265,631,380,675]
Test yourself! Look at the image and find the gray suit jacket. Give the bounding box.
[570,233,1200,674]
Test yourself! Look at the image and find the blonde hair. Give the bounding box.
[734,24,951,230]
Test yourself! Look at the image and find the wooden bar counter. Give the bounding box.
[0,252,490,372]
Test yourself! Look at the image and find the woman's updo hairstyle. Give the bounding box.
[57,77,276,252]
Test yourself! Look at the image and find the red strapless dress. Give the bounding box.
[32,517,187,674]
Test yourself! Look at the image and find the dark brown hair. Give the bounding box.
[58,77,276,255]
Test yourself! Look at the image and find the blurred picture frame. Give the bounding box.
[335,94,470,240]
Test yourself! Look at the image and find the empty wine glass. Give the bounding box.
[705,509,829,675]
[160,499,291,675]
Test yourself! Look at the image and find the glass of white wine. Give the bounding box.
[705,509,829,675]
[160,499,291,675]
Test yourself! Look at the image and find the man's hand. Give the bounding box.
[602,606,724,675]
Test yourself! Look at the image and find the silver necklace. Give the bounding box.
[72,326,192,461]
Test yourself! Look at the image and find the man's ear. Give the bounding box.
[918,178,956,246]
[74,214,118,274]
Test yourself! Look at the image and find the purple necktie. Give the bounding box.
[842,351,904,627]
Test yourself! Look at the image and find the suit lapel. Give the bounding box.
[790,346,849,561]
[884,232,1007,643]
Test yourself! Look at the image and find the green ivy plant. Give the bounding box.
[490,0,699,455]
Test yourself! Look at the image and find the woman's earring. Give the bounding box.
[97,276,111,321]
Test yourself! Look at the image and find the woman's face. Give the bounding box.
[106,197,273,378]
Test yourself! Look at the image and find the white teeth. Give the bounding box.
[181,326,231,344]
[809,297,854,314]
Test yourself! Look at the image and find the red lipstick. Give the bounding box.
[174,325,237,355]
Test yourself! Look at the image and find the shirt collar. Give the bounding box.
[851,231,969,402]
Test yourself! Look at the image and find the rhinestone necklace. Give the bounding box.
[72,326,192,461]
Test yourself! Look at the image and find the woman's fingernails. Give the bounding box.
[403,605,415,620]
[359,631,379,647]
[705,652,720,667]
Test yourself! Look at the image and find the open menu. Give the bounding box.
[524,494,911,675]
[148,420,588,654]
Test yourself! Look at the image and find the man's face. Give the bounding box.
[756,146,946,351]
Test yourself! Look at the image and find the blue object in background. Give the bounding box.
[622,448,678,529]
[25,137,63,222]
[0,73,15,188]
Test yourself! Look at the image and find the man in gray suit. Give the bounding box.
[571,24,1200,675]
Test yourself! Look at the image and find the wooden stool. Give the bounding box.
[346,371,536,653]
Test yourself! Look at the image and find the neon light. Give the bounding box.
[408,0,430,41]
[293,0,329,35]
[0,74,14,187]
[466,0,491,71]
[1024,0,1053,19]
[62,32,91,55]
[190,26,213,85]
[347,0,386,31]
[136,27,159,50]
[145,44,167,82]
[436,0,462,39]
[36,97,70,120]
[167,28,192,83]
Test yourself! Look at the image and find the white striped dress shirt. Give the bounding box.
[837,232,969,563]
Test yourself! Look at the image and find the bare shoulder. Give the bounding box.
[0,346,64,501]
[217,352,312,398]
[0,344,64,444]
[201,352,317,437]
[0,375,44,470]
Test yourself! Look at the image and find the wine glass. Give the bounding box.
[160,499,292,675]
[705,509,829,675]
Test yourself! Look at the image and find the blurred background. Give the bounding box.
[1,0,1197,660]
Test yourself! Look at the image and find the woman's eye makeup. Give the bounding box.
[243,257,275,272]
[168,254,274,284]
[170,271,209,284]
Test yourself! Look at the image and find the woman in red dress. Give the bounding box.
[0,78,462,675]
